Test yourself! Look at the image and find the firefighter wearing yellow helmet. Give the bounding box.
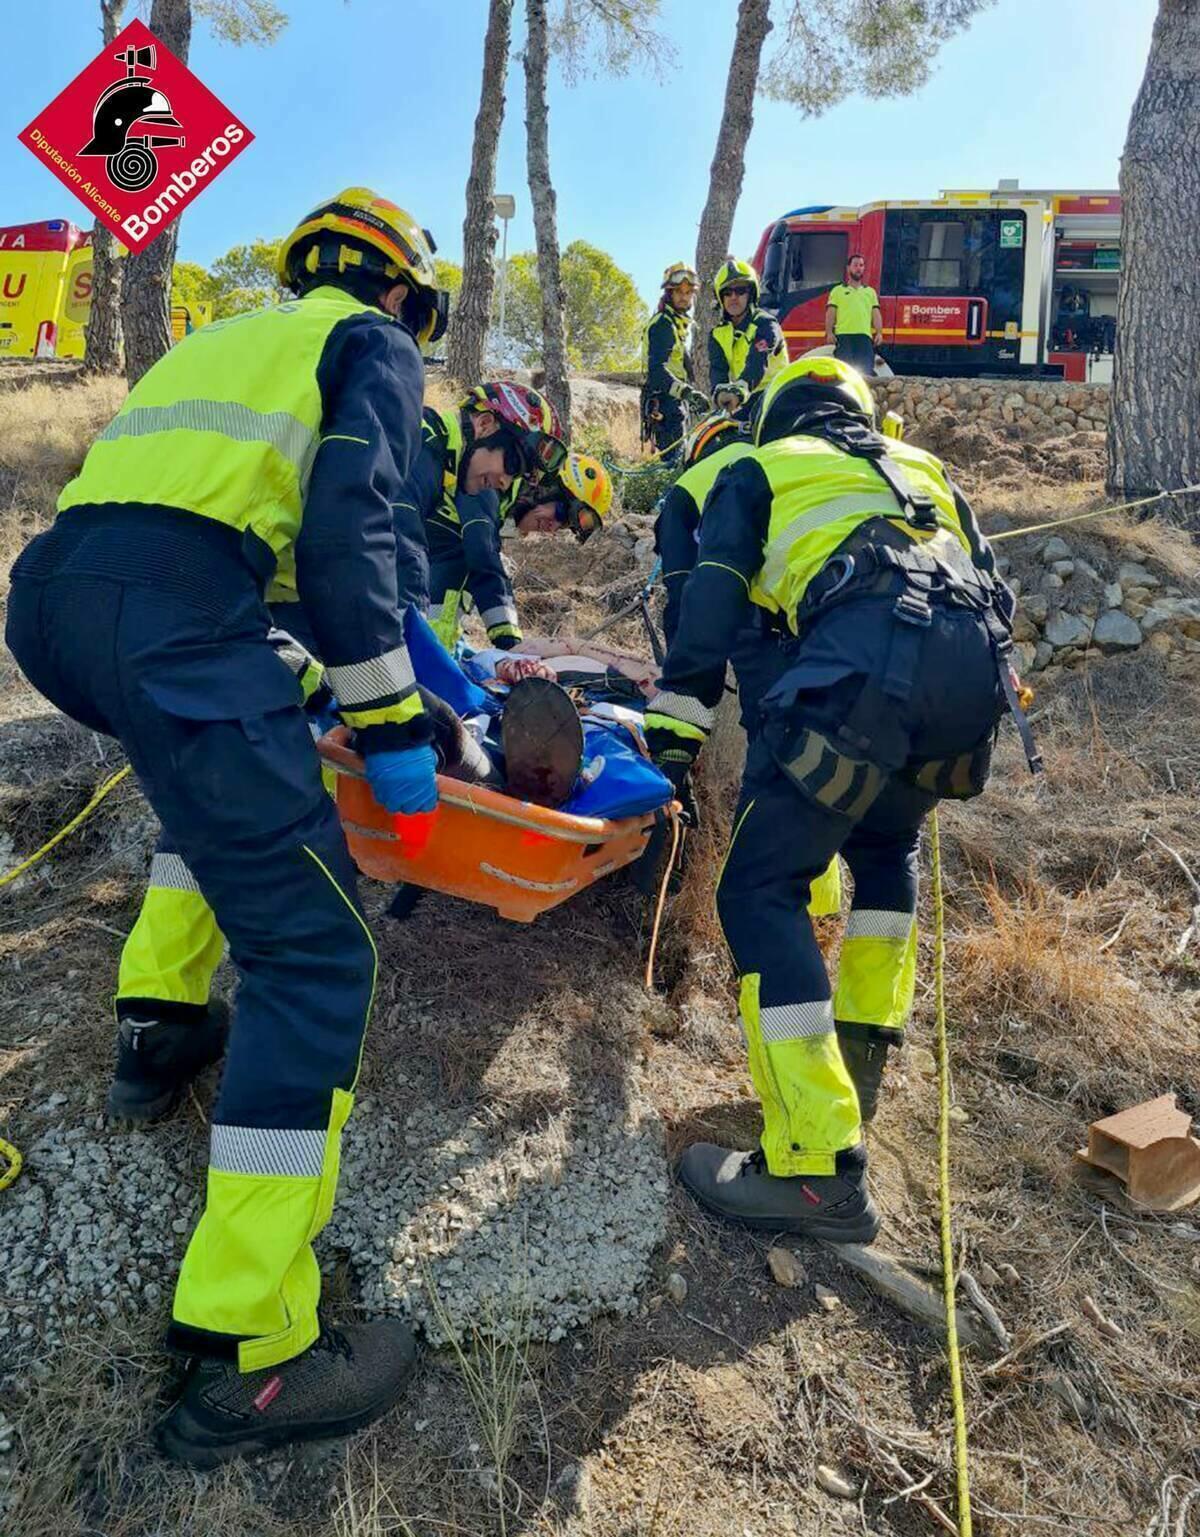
[510,451,613,543]
[641,261,709,466]
[708,257,788,417]
[6,186,450,1464]
[644,354,1029,1242]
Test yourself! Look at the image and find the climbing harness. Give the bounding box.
[931,807,973,1536]
[0,764,132,891]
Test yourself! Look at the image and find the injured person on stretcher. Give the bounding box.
[289,605,676,823]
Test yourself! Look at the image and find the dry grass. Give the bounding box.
[3,377,1200,1535]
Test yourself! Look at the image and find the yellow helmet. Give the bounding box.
[756,355,876,445]
[557,452,612,542]
[714,257,759,305]
[661,261,698,290]
[277,187,448,344]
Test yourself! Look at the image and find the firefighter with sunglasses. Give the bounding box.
[397,382,566,650]
[708,257,788,418]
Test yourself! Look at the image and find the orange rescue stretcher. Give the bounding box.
[316,638,674,923]
[319,730,663,923]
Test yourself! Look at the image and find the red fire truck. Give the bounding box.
[752,182,1121,382]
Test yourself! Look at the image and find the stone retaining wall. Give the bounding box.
[871,376,1109,440]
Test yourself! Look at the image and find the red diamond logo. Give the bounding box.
[17,18,253,254]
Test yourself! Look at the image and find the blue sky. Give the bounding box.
[3,0,1156,305]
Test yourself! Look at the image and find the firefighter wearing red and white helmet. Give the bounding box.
[398,382,567,650]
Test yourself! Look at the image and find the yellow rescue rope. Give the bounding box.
[0,1138,22,1191]
[930,807,972,1535]
[0,764,132,891]
[990,484,1200,542]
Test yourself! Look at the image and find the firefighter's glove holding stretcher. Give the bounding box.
[364,744,439,815]
[645,691,712,826]
[713,381,750,413]
[683,385,710,416]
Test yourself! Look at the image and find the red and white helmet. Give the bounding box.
[461,382,563,440]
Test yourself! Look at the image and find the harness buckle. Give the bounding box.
[904,496,939,532]
[893,590,932,628]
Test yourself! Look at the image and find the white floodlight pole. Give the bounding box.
[493,193,515,365]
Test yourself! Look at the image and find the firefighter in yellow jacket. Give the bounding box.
[641,261,708,464]
[6,188,450,1464]
[644,357,1026,1240]
[707,257,788,417]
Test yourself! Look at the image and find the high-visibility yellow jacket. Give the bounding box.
[652,432,993,722]
[642,304,693,398]
[708,306,788,394]
[58,283,428,741]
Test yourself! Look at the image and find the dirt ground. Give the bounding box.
[1,376,1198,1537]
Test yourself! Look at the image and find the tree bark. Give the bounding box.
[523,0,571,434]
[1107,0,1200,523]
[446,0,514,385]
[121,0,192,386]
[82,0,129,376]
[692,0,773,392]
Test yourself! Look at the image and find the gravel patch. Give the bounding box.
[0,1086,668,1373]
[328,1093,668,1344]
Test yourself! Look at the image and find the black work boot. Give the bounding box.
[157,1319,419,1468]
[107,1001,230,1124]
[678,1141,880,1244]
[835,1023,899,1124]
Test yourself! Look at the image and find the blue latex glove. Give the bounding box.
[364,745,439,814]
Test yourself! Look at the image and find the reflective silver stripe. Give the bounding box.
[210,1124,325,1179]
[98,400,317,479]
[427,603,445,622]
[267,627,315,679]
[759,1000,834,1042]
[649,691,715,731]
[149,852,201,894]
[759,492,899,593]
[846,908,915,941]
[481,603,519,629]
[326,646,416,707]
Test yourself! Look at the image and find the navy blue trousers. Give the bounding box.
[6,525,374,1137]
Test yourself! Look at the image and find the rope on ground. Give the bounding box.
[601,433,686,479]
[0,763,132,891]
[930,807,972,1537]
[644,810,682,990]
[0,1137,22,1191]
[989,484,1200,544]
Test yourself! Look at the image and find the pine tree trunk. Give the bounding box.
[446,0,514,384]
[82,0,129,376]
[1107,0,1200,522]
[693,0,772,392]
[523,0,571,434]
[121,0,192,387]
